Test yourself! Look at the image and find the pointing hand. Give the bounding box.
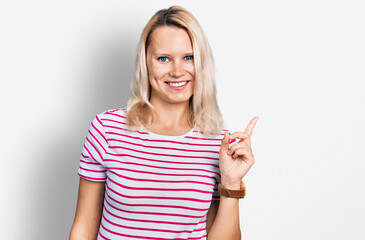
[219,116,259,188]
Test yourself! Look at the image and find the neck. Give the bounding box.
[149,100,191,129]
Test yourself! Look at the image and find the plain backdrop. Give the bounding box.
[1,0,364,239]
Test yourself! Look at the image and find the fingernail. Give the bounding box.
[227,150,231,155]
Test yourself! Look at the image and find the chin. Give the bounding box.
[167,97,191,104]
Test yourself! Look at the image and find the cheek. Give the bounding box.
[149,62,169,80]
[186,63,195,77]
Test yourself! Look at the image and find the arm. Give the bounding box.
[69,177,105,240]
[207,116,259,240]
[206,200,219,234]
[206,182,241,240]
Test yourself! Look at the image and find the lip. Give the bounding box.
[165,81,190,91]
[164,80,189,83]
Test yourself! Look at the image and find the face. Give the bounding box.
[146,26,195,106]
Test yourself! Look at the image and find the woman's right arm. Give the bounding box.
[69,177,105,240]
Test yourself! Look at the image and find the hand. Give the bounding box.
[219,116,259,189]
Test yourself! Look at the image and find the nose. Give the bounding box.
[169,61,184,78]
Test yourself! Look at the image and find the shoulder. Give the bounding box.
[94,107,126,125]
[190,128,237,147]
[96,107,125,117]
[191,128,229,139]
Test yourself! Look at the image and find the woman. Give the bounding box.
[70,5,258,240]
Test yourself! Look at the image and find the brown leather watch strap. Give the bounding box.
[218,181,246,198]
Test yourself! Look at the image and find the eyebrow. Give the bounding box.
[153,52,193,56]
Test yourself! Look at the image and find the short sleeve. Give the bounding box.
[212,181,220,200]
[77,113,108,182]
[212,130,239,200]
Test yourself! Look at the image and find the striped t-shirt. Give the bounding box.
[78,107,237,240]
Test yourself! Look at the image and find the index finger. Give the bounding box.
[244,116,259,136]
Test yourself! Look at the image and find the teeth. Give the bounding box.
[168,81,188,87]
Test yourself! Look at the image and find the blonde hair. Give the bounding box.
[126,5,223,136]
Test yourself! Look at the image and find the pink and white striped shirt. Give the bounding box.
[78,108,237,240]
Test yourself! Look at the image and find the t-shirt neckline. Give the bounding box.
[143,126,195,139]
[121,108,195,139]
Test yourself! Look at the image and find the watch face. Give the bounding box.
[218,183,245,198]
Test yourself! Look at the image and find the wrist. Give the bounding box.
[218,180,246,199]
[220,179,241,190]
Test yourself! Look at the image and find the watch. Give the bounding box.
[218,181,246,198]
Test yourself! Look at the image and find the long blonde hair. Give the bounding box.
[126,5,223,136]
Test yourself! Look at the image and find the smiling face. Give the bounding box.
[146,26,195,106]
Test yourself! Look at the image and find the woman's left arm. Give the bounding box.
[207,116,259,240]
[206,193,241,240]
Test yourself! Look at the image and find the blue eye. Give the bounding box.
[158,57,168,62]
[185,56,193,61]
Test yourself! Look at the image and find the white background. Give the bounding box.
[1,0,364,239]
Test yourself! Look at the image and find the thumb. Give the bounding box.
[220,131,230,152]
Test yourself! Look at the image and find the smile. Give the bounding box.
[165,81,190,90]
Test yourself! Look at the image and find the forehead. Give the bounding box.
[147,26,193,53]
